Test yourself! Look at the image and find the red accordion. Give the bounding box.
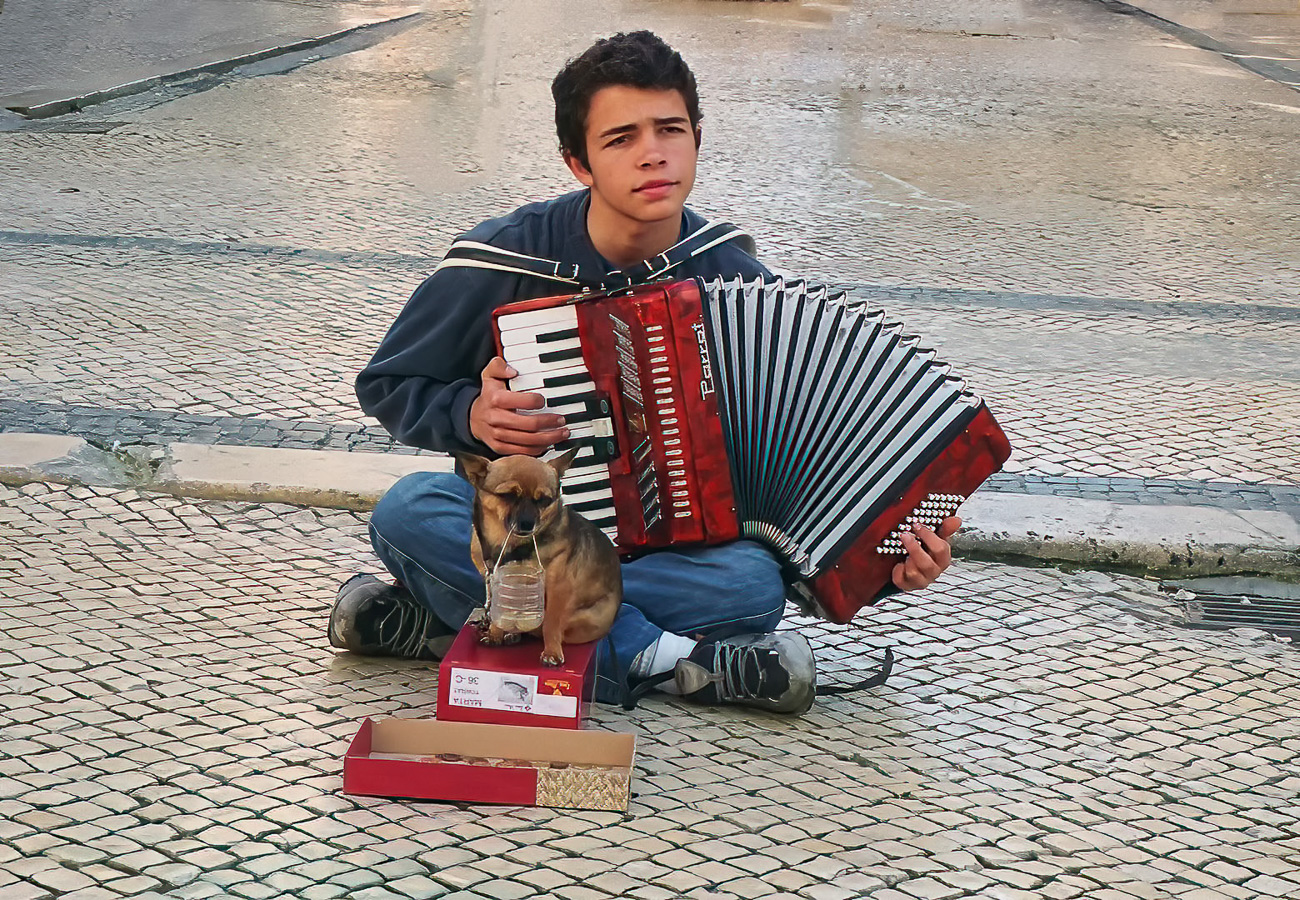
[493,277,1011,624]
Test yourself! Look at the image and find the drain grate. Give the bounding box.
[1180,593,1300,635]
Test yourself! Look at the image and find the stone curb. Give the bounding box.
[956,492,1300,580]
[0,12,422,119]
[2,432,1297,579]
[0,433,454,511]
[1095,0,1300,90]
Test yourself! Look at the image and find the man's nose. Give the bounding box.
[638,136,667,167]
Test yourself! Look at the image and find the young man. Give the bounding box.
[330,31,960,715]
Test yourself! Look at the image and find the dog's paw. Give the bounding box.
[477,621,504,646]
[540,650,565,667]
[501,632,522,645]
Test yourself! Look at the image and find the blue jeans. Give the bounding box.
[368,471,788,704]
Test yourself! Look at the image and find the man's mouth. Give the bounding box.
[634,180,677,193]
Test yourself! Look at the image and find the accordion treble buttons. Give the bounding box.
[876,493,967,555]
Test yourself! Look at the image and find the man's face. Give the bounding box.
[566,85,699,226]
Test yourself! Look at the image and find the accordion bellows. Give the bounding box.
[494,277,1011,623]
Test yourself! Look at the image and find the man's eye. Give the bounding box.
[607,135,628,147]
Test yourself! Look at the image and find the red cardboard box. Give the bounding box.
[343,717,634,811]
[436,623,597,729]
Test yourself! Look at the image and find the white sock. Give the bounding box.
[636,632,699,695]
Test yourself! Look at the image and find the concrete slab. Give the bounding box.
[159,442,455,509]
[0,431,152,489]
[958,492,1300,578]
[0,432,85,468]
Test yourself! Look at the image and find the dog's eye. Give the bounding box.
[535,495,554,507]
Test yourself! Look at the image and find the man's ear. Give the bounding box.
[563,150,595,188]
[549,447,579,479]
[694,123,702,151]
[455,453,492,489]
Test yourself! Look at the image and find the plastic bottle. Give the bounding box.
[488,560,546,633]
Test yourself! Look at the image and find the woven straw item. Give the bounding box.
[535,765,631,811]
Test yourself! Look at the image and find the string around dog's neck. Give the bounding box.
[489,525,542,575]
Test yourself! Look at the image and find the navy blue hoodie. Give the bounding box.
[356,189,770,454]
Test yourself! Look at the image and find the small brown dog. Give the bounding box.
[456,450,622,666]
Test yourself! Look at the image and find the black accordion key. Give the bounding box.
[536,327,580,343]
[543,372,589,389]
[539,346,585,365]
[555,434,618,464]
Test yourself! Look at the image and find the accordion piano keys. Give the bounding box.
[498,305,623,541]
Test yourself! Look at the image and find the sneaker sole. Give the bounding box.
[330,575,385,650]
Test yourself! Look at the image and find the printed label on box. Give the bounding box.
[448,667,577,718]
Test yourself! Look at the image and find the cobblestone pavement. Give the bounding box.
[4,482,1300,900]
[2,0,1299,496]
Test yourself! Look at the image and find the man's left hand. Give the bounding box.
[892,516,961,592]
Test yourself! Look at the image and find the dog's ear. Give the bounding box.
[549,447,580,479]
[455,453,492,489]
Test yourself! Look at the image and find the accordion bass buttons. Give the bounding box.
[876,493,966,555]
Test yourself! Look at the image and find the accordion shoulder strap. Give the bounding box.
[433,221,754,290]
[433,241,586,287]
[605,222,754,287]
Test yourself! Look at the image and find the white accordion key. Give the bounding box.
[496,305,579,335]
[563,418,614,440]
[876,493,966,555]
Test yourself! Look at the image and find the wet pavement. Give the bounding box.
[2,0,1300,897]
[0,0,422,99]
[2,0,1298,489]
[1123,0,1300,65]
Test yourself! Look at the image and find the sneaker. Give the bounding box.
[673,632,816,715]
[329,574,456,660]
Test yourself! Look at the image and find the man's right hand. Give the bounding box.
[469,356,569,456]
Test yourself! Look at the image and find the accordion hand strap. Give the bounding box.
[434,221,754,290]
[814,646,895,696]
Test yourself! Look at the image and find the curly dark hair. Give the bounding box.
[551,31,702,170]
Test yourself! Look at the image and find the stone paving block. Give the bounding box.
[29,867,97,893]
[58,888,122,900]
[897,875,965,899]
[387,874,452,899]
[1179,890,1248,900]
[0,883,56,900]
[301,888,349,900]
[101,873,164,894]
[1242,873,1300,896]
[1205,860,1256,883]
[981,888,1047,900]
[552,887,616,900]
[790,883,857,900]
